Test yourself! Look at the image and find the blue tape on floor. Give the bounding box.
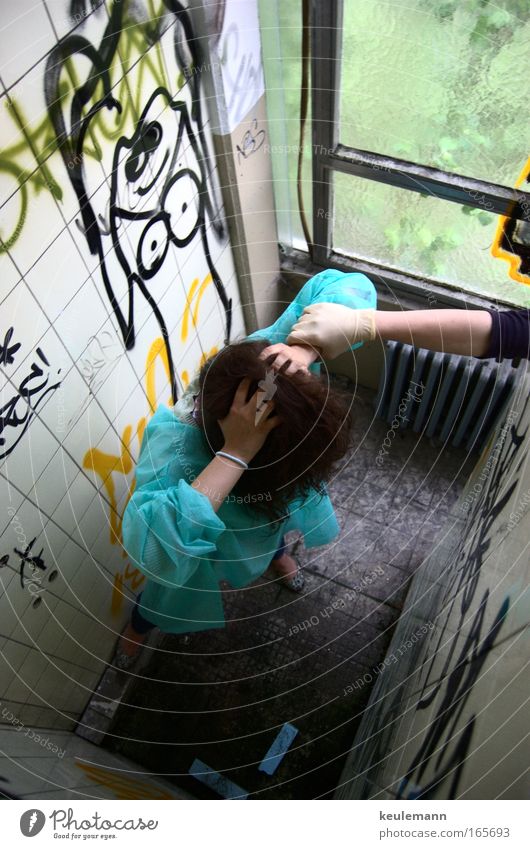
[258,722,299,775]
[189,758,248,799]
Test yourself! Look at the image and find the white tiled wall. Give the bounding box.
[0,0,246,785]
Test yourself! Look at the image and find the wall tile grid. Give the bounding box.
[0,0,246,753]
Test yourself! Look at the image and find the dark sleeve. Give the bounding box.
[481,309,530,361]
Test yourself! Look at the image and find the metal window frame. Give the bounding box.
[309,0,530,308]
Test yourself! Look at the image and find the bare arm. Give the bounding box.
[375,309,493,356]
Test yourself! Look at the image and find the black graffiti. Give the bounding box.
[0,343,61,460]
[237,117,265,164]
[0,328,21,366]
[15,538,47,589]
[1,538,48,590]
[45,1,232,403]
[498,171,530,278]
[394,403,528,800]
[400,595,509,800]
[397,716,476,801]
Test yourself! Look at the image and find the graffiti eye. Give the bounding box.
[161,169,202,247]
[144,122,162,148]
[137,214,170,280]
[125,121,163,183]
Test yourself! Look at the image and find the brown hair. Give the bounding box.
[196,340,353,521]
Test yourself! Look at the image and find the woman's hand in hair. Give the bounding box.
[218,377,282,463]
[259,342,319,375]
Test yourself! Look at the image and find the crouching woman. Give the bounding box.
[116,269,376,666]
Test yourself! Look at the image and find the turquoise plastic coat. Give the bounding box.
[121,269,376,633]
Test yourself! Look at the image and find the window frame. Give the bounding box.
[307,0,530,310]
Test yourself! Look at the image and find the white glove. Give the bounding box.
[287,303,376,359]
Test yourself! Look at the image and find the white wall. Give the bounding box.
[0,0,247,753]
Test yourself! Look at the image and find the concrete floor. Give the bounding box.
[102,382,475,799]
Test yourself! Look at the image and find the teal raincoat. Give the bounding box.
[121,269,376,633]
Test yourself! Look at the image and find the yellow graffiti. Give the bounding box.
[136,415,148,454]
[83,427,134,548]
[145,337,174,414]
[83,228,225,613]
[113,340,174,612]
[83,337,173,543]
[75,761,180,800]
[200,348,218,366]
[83,326,220,615]
[181,273,213,342]
[491,156,530,285]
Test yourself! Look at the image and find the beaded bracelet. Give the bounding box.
[215,450,248,470]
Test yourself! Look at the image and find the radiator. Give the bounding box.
[374,341,523,451]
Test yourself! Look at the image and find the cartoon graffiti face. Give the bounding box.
[80,83,231,399]
[47,3,232,402]
[110,88,203,285]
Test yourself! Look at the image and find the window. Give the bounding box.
[260,0,530,308]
